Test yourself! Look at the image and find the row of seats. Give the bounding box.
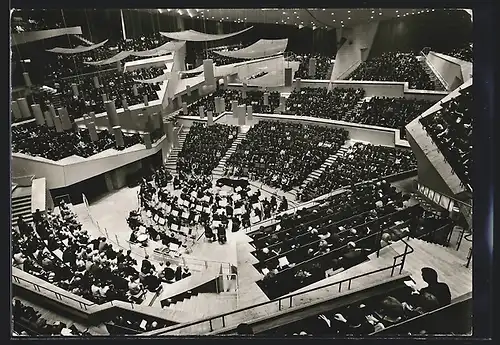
[264,267,452,336]
[12,122,143,161]
[349,52,435,90]
[226,120,348,191]
[36,67,164,116]
[250,180,453,298]
[301,143,417,201]
[420,88,471,187]
[285,87,365,119]
[287,52,334,80]
[12,299,90,336]
[349,97,435,140]
[177,123,239,176]
[179,89,280,116]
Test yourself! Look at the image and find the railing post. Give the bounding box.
[222,316,226,328]
[338,281,342,292]
[209,319,213,332]
[348,279,352,290]
[391,258,396,276]
[278,298,282,311]
[466,248,472,268]
[289,296,293,308]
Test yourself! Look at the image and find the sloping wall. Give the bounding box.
[331,21,380,80]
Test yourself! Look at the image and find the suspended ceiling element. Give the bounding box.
[131,41,186,57]
[159,26,253,41]
[155,8,440,30]
[46,39,108,54]
[215,39,288,60]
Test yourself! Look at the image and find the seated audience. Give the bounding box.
[349,52,435,90]
[287,52,335,80]
[347,97,435,140]
[284,87,365,120]
[226,121,349,191]
[420,88,471,187]
[301,143,417,201]
[177,123,239,176]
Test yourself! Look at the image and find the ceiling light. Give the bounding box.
[396,10,398,13]
[397,15,400,17]
[293,11,296,14]
[276,21,279,24]
[331,12,334,15]
[379,12,382,15]
[283,11,286,14]
[348,17,351,19]
[370,16,373,19]
[287,17,290,19]
[206,9,209,11]
[348,10,350,13]
[372,10,375,13]
[322,9,325,11]
[333,19,335,22]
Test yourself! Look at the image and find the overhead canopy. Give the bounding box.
[160,26,253,42]
[84,51,133,66]
[131,41,186,57]
[46,39,109,54]
[133,73,171,84]
[179,64,205,74]
[215,39,288,60]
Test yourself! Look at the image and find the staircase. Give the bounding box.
[419,59,447,91]
[73,34,94,46]
[12,194,32,227]
[291,143,350,198]
[165,128,189,174]
[167,292,237,317]
[387,237,471,298]
[342,97,371,121]
[212,126,249,178]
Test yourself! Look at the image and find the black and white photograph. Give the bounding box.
[10,7,477,338]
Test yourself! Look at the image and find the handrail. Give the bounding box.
[416,181,472,209]
[144,235,415,336]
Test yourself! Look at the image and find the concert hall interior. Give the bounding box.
[10,7,473,337]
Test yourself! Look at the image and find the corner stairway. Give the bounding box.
[165,128,189,174]
[12,194,32,227]
[419,58,447,91]
[342,96,371,121]
[290,142,351,199]
[211,126,250,178]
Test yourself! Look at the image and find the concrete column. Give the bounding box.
[31,104,45,125]
[285,68,293,87]
[176,16,185,31]
[263,92,269,106]
[102,94,108,103]
[72,83,79,97]
[89,111,96,123]
[223,75,229,89]
[198,105,205,119]
[186,85,192,96]
[93,76,100,88]
[17,98,31,119]
[49,104,57,123]
[143,133,152,149]
[182,101,188,114]
[207,111,214,126]
[237,105,246,126]
[280,95,286,112]
[242,83,247,99]
[104,115,113,132]
[122,98,129,111]
[87,122,99,142]
[308,57,316,77]
[116,60,122,73]
[203,59,215,87]
[12,101,23,120]
[214,97,221,114]
[44,111,54,127]
[23,72,32,87]
[113,126,125,148]
[176,96,183,109]
[105,100,119,127]
[58,107,72,130]
[144,95,149,106]
[137,113,145,128]
[220,98,226,112]
[296,77,302,90]
[53,115,63,132]
[231,100,238,117]
[247,105,253,121]
[133,84,138,97]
